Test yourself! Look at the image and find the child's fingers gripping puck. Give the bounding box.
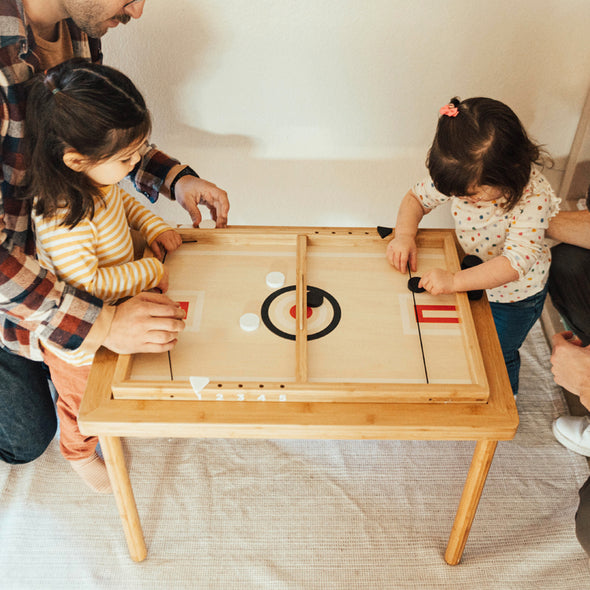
[408,276,426,293]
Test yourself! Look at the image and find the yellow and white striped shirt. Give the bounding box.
[33,184,171,365]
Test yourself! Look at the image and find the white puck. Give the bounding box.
[199,219,216,229]
[240,313,260,332]
[266,271,285,289]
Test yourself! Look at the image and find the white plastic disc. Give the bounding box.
[199,219,216,229]
[266,271,285,289]
[240,313,260,332]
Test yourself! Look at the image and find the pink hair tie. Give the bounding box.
[439,103,459,117]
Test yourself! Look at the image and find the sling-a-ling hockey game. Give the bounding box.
[112,227,488,403]
[79,226,518,564]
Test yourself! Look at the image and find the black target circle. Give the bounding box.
[261,285,341,341]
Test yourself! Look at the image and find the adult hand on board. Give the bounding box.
[174,175,229,228]
[102,292,186,354]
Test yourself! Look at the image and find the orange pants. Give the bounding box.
[42,348,97,461]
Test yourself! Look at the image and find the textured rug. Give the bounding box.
[0,322,589,589]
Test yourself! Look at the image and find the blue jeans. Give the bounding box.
[489,285,548,396]
[0,347,57,464]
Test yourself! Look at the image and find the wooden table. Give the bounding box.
[79,226,518,564]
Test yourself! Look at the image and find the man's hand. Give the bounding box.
[102,292,186,354]
[551,331,590,409]
[174,175,229,228]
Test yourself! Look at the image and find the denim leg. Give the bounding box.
[489,286,548,395]
[576,475,590,557]
[549,243,590,346]
[0,347,57,464]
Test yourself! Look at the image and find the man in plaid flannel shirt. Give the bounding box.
[0,0,229,464]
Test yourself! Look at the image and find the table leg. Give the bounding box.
[100,435,147,562]
[444,439,498,565]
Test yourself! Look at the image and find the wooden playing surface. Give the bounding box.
[112,227,488,403]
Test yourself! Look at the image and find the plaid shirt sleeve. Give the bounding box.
[132,143,180,203]
[0,1,103,359]
[0,232,102,354]
[0,2,190,359]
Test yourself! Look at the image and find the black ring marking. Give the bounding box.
[261,285,341,341]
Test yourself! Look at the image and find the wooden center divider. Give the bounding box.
[295,234,308,383]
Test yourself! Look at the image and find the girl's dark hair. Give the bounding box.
[23,58,151,227]
[427,97,548,211]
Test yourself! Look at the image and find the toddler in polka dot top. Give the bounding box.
[387,97,560,395]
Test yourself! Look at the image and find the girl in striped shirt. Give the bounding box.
[23,59,182,493]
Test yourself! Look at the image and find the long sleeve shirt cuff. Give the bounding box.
[76,304,116,357]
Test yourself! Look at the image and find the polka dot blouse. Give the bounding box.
[412,169,560,303]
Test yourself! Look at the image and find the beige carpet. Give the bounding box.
[1,322,589,589]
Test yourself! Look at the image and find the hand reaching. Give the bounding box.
[386,235,417,273]
[174,176,229,228]
[150,229,182,261]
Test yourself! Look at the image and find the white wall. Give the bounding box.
[104,0,590,228]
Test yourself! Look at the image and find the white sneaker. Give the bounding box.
[553,416,590,457]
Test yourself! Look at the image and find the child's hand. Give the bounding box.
[419,268,455,295]
[386,235,417,273]
[156,266,169,293]
[150,230,182,261]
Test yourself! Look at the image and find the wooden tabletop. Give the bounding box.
[79,239,518,442]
